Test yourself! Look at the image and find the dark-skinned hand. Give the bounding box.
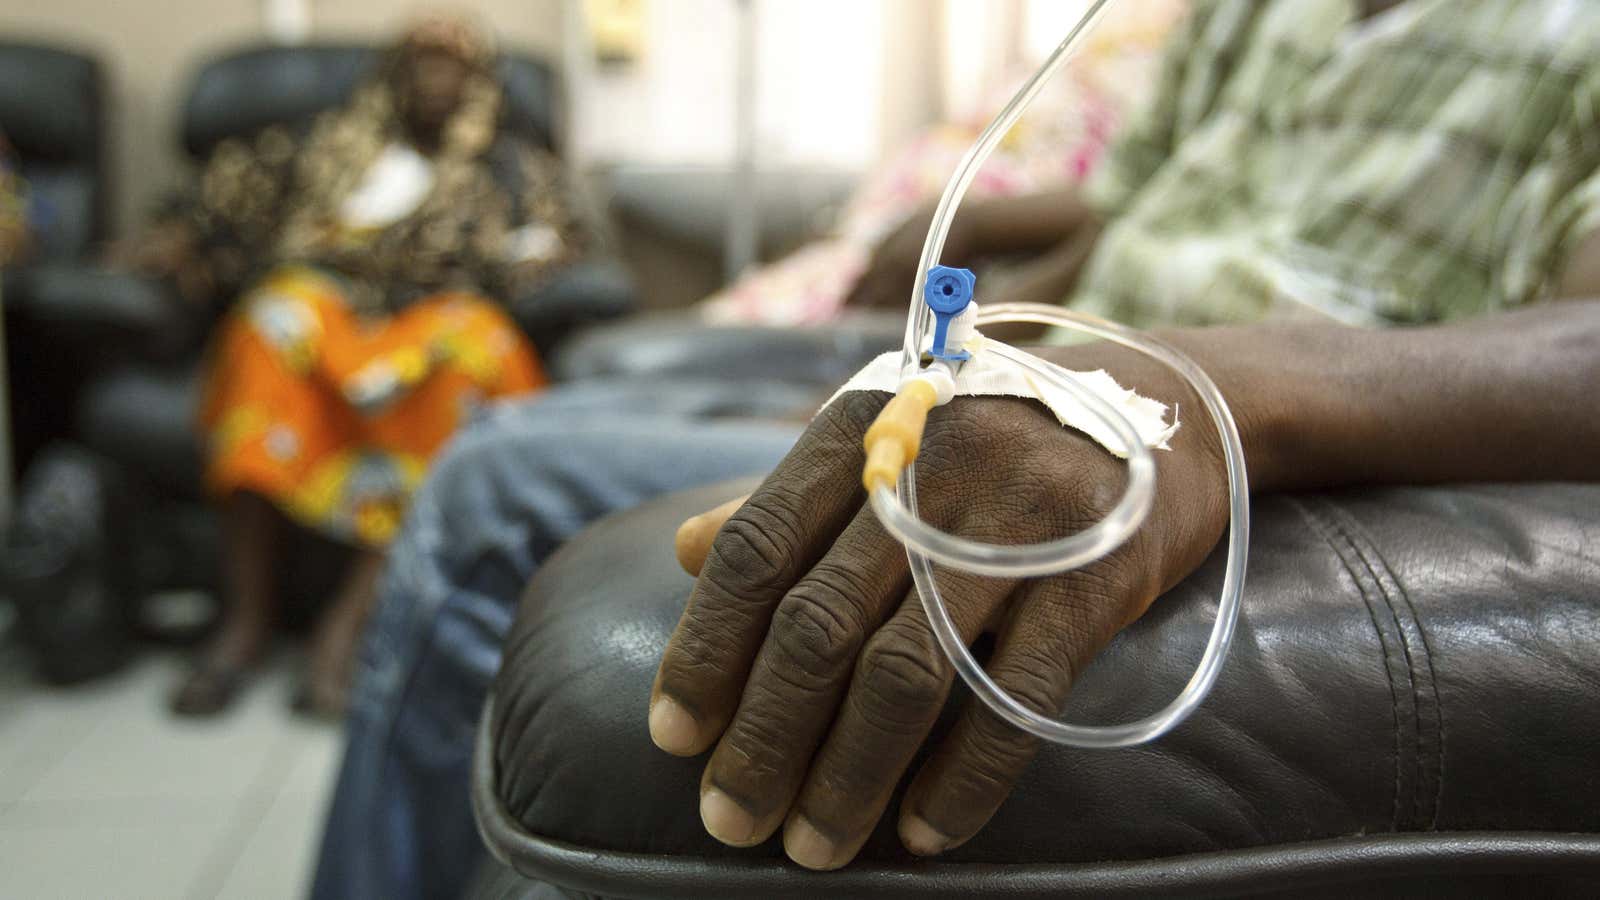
[650,341,1231,870]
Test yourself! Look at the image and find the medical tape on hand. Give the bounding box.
[824,337,1179,458]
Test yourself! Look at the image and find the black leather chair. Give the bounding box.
[45,43,636,601]
[471,480,1600,898]
[0,41,111,477]
[0,42,108,260]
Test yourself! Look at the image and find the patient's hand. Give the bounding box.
[650,344,1230,869]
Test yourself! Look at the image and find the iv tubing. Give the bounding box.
[872,303,1250,747]
[900,0,1117,375]
[874,1,1252,748]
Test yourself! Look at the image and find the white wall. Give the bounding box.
[573,0,889,170]
[0,0,966,231]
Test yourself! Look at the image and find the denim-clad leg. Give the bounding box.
[310,382,803,900]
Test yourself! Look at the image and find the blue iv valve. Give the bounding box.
[924,265,976,362]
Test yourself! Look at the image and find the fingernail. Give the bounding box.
[900,815,952,856]
[784,815,843,870]
[649,696,699,755]
[700,788,759,846]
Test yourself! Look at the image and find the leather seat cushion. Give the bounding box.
[475,480,1600,897]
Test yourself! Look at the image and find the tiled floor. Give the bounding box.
[0,640,342,899]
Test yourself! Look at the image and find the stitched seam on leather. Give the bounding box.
[1288,497,1404,832]
[1317,502,1423,830]
[1405,571,1446,833]
[1318,499,1442,832]
[1322,501,1446,831]
[1317,504,1417,832]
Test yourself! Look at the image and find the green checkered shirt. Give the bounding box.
[1071,0,1600,326]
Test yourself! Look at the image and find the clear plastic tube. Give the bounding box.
[879,340,1157,579]
[880,1,1252,748]
[900,0,1117,375]
[875,303,1250,747]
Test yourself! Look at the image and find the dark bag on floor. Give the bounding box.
[1,443,135,684]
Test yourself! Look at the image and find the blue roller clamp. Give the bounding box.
[924,265,976,361]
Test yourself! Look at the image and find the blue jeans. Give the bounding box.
[310,383,801,900]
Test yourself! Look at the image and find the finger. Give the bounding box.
[674,494,750,575]
[898,560,1142,857]
[651,393,887,757]
[781,569,1016,870]
[697,509,910,847]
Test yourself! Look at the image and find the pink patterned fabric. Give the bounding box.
[701,4,1185,325]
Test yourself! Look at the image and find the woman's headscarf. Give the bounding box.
[272,14,505,255]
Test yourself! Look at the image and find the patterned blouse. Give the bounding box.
[184,77,592,316]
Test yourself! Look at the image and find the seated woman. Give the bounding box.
[119,17,593,717]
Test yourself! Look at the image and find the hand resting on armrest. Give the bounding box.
[656,301,1600,870]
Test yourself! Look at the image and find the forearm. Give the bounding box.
[1176,303,1600,491]
[968,188,1099,257]
[1039,302,1600,494]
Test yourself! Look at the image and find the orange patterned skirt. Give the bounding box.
[199,266,546,547]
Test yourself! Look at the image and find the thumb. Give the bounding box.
[673,494,751,575]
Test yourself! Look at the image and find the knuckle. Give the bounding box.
[942,671,1056,802]
[661,615,742,685]
[947,716,1039,803]
[991,647,1069,717]
[856,620,951,727]
[1062,551,1152,634]
[706,504,804,596]
[716,700,796,783]
[769,582,868,684]
[826,390,889,440]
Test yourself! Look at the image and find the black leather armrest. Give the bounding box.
[476,482,1600,899]
[508,259,639,357]
[5,263,198,363]
[548,313,906,386]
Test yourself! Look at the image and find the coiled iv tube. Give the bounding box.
[869,0,1251,748]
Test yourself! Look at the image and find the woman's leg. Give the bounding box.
[184,267,369,715]
[298,548,387,718]
[171,490,281,715]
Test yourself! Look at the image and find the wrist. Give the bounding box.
[1025,327,1323,496]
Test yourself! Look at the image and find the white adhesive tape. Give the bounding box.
[824,337,1178,458]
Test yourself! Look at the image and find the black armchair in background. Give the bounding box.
[0,42,108,259]
[0,41,112,479]
[0,41,131,682]
[26,43,637,610]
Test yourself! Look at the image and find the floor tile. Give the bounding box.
[212,773,337,900]
[20,653,300,804]
[0,794,246,899]
[0,646,343,900]
[0,648,144,804]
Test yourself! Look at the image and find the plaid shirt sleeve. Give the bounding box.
[1083,1,1230,217]
[1498,66,1600,305]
